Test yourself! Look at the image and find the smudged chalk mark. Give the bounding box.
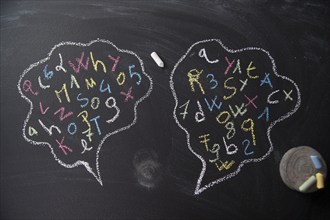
[133,148,162,189]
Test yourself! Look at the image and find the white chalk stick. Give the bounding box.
[316,173,324,189]
[310,155,322,169]
[151,52,164,68]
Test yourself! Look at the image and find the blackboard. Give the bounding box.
[1,0,329,219]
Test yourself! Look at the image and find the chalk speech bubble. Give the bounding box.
[170,39,301,195]
[18,39,153,185]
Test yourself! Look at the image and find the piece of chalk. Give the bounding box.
[310,155,322,169]
[298,175,316,192]
[151,52,164,68]
[316,173,324,189]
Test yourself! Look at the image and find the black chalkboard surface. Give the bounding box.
[1,0,329,219]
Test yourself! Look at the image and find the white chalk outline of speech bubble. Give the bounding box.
[169,39,301,195]
[17,38,153,185]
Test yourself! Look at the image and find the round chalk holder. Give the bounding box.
[279,146,327,193]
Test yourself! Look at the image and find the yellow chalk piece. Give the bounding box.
[298,175,316,192]
[316,173,324,189]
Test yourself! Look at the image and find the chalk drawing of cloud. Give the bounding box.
[170,39,301,195]
[18,39,153,185]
